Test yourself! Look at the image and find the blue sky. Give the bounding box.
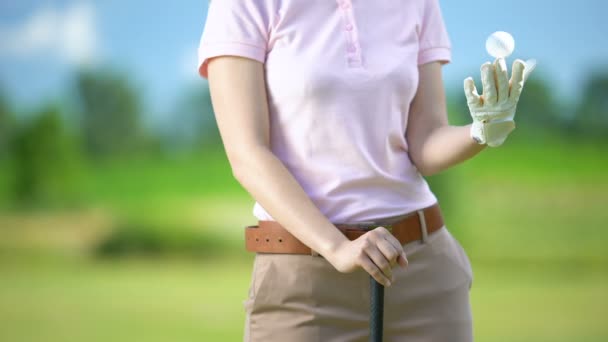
[0,0,606,120]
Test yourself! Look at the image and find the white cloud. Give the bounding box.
[0,2,99,66]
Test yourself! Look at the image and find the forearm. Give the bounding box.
[410,124,486,176]
[231,147,348,256]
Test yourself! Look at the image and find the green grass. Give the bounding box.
[1,135,607,341]
[0,257,606,342]
[0,257,251,342]
[83,148,246,206]
[459,135,607,184]
[427,135,608,262]
[79,137,608,263]
[436,170,608,262]
[471,261,608,342]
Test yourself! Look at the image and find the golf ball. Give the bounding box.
[486,31,515,58]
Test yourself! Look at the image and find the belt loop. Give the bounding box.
[417,209,428,243]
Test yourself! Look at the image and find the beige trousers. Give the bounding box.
[243,226,473,341]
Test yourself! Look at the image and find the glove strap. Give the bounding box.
[470,121,486,145]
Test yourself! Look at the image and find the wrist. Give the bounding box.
[318,231,348,260]
[469,120,515,147]
[470,121,487,145]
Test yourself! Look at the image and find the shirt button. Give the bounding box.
[345,23,353,31]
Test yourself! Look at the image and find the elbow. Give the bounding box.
[411,154,441,177]
[409,143,442,177]
[417,167,431,177]
[230,162,246,185]
[226,146,266,186]
[229,155,251,186]
[418,166,441,177]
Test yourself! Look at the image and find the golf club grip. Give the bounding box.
[370,277,384,342]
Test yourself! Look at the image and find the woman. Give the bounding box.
[197,1,530,341]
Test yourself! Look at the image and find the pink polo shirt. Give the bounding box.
[198,0,451,223]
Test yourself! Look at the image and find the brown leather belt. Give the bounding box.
[245,204,444,255]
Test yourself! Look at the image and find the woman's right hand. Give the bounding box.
[324,227,408,287]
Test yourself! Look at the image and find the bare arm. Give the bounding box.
[406,62,486,176]
[208,56,406,286]
[208,56,346,256]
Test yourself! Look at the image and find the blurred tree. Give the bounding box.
[447,93,470,126]
[163,83,220,152]
[12,106,84,207]
[74,69,148,158]
[0,92,14,160]
[516,77,561,128]
[574,72,608,138]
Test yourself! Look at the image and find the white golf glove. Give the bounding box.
[464,58,535,147]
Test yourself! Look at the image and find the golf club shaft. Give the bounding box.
[370,277,384,342]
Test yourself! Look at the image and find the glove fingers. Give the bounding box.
[522,59,537,83]
[463,77,481,107]
[509,59,526,104]
[481,62,497,106]
[494,58,509,104]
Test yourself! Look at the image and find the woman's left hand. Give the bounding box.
[464,58,535,147]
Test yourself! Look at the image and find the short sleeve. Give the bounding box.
[197,0,273,78]
[417,0,452,66]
